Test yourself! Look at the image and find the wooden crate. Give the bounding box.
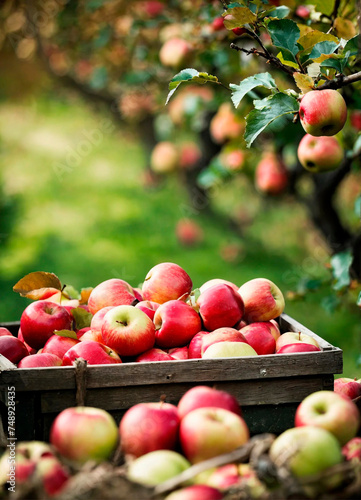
[0,314,342,443]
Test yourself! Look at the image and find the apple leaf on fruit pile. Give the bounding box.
[55,330,78,340]
[222,6,257,29]
[13,271,62,299]
[330,250,353,291]
[166,69,218,105]
[244,93,299,147]
[230,73,277,108]
[71,307,93,330]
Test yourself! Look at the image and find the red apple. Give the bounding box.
[255,152,288,195]
[135,300,160,321]
[168,346,189,360]
[211,16,225,31]
[350,110,361,131]
[76,327,91,339]
[18,353,62,368]
[342,437,361,461]
[334,377,361,400]
[197,284,245,331]
[175,219,204,247]
[0,327,12,337]
[295,390,360,446]
[119,402,180,458]
[296,5,310,19]
[177,385,242,419]
[101,305,155,356]
[299,89,347,136]
[42,335,79,360]
[240,322,276,355]
[269,319,281,341]
[179,142,202,170]
[199,278,239,294]
[159,38,192,68]
[62,340,122,366]
[238,278,285,322]
[232,27,247,36]
[90,306,114,342]
[0,335,29,364]
[297,134,344,173]
[179,407,249,463]
[20,300,73,350]
[275,331,320,352]
[210,103,244,144]
[165,485,223,500]
[188,330,210,359]
[276,343,321,354]
[136,347,174,362]
[154,300,201,349]
[150,141,179,174]
[201,327,247,356]
[138,1,165,18]
[87,278,137,315]
[50,406,119,464]
[142,262,193,304]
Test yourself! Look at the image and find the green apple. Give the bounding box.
[202,341,257,359]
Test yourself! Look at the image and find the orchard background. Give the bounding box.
[0,0,360,375]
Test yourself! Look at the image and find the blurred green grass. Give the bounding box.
[0,93,359,377]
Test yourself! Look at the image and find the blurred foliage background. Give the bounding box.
[0,0,360,376]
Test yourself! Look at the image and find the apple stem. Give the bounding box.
[116,321,128,326]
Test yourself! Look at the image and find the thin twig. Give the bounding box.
[230,42,295,76]
[219,0,228,10]
[317,71,361,90]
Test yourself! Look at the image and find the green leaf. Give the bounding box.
[321,294,341,314]
[320,55,348,73]
[355,195,361,218]
[89,66,108,90]
[313,0,335,16]
[276,50,299,69]
[343,35,361,57]
[309,41,339,60]
[223,6,257,29]
[93,25,112,49]
[263,6,290,19]
[353,135,361,156]
[298,31,339,52]
[244,93,299,147]
[55,329,78,340]
[71,307,93,330]
[330,250,353,291]
[166,69,218,104]
[268,19,300,58]
[357,292,361,307]
[230,73,277,108]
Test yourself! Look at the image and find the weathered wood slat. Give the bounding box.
[0,348,343,392]
[40,376,333,413]
[278,314,335,350]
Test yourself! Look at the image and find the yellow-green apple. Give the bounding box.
[334,378,361,399]
[42,334,79,360]
[188,331,210,359]
[179,407,249,463]
[119,402,180,457]
[0,336,29,364]
[206,463,241,490]
[299,89,347,136]
[142,262,193,304]
[276,343,321,354]
[50,406,118,464]
[101,305,155,356]
[43,290,79,309]
[297,134,344,173]
[62,340,122,365]
[89,306,114,342]
[202,341,258,359]
[150,141,179,174]
[87,278,137,315]
[34,455,70,497]
[168,346,189,360]
[240,322,276,355]
[154,300,201,348]
[0,327,12,336]
[179,142,202,170]
[295,390,360,446]
[255,152,288,195]
[238,278,285,322]
[199,278,239,294]
[275,331,319,352]
[210,103,244,144]
[127,450,191,486]
[18,353,62,368]
[159,38,193,68]
[175,219,204,247]
[136,347,174,362]
[342,437,361,461]
[20,300,73,350]
[201,327,247,356]
[165,485,223,500]
[197,284,245,331]
[135,300,160,321]
[177,385,242,419]
[270,426,343,492]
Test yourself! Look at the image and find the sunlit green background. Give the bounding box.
[0,54,359,376]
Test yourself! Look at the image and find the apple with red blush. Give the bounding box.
[334,378,361,400]
[297,134,344,173]
[90,306,114,342]
[142,262,193,304]
[188,331,210,359]
[0,335,29,364]
[62,340,122,366]
[0,327,12,337]
[199,278,238,294]
[136,348,174,362]
[238,278,285,322]
[277,343,321,354]
[165,485,223,500]
[87,278,138,315]
[177,385,242,419]
[18,353,62,368]
[168,346,188,360]
[154,300,201,348]
[201,327,247,356]
[159,38,193,69]
[275,331,319,352]
[135,300,160,321]
[196,284,245,331]
[342,437,361,461]
[42,334,79,360]
[240,322,276,355]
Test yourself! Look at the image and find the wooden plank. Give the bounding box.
[0,348,343,392]
[279,314,335,350]
[40,375,333,413]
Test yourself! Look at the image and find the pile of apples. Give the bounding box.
[0,262,325,369]
[1,383,360,499]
